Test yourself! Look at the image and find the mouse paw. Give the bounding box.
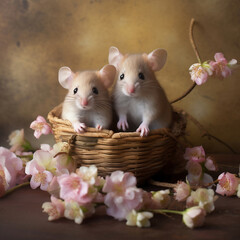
[136,123,150,137]
[73,122,86,133]
[117,118,129,131]
[96,124,103,131]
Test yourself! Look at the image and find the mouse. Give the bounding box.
[108,47,172,137]
[58,64,116,133]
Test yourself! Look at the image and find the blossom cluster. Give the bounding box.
[25,142,76,191]
[189,53,237,85]
[0,116,54,196]
[184,146,218,187]
[1,116,240,230]
[41,167,173,227]
[182,146,240,198]
[174,181,218,214]
[0,147,28,197]
[216,172,240,197]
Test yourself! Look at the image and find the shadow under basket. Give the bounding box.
[48,104,187,184]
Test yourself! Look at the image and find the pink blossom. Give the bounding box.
[47,176,60,198]
[50,143,76,175]
[184,146,205,163]
[0,147,23,189]
[188,188,217,213]
[126,210,153,228]
[26,150,56,173]
[28,167,53,191]
[216,172,239,196]
[57,173,95,204]
[136,191,157,210]
[16,168,30,185]
[137,190,170,210]
[186,161,202,186]
[76,165,98,185]
[186,167,213,187]
[51,142,70,155]
[210,53,237,78]
[25,144,76,190]
[54,154,76,175]
[30,116,53,139]
[64,200,84,224]
[183,206,206,229]
[40,144,52,152]
[186,161,213,187]
[42,196,65,221]
[151,189,171,209]
[102,171,143,220]
[205,157,218,171]
[174,181,191,202]
[8,129,25,152]
[40,142,76,175]
[25,150,55,190]
[189,63,213,85]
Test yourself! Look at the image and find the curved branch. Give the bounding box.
[171,18,200,104]
[171,82,196,104]
[189,18,202,64]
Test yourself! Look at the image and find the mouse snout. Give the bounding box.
[126,81,140,95]
[81,98,88,107]
[127,84,135,94]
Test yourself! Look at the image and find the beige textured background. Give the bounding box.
[0,0,239,153]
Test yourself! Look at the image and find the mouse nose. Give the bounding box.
[128,85,135,94]
[81,98,88,107]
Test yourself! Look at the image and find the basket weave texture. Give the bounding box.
[48,103,186,183]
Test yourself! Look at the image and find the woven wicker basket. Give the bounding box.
[48,103,186,183]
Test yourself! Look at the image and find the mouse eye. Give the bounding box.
[92,87,98,95]
[120,73,124,80]
[73,88,78,94]
[138,72,145,80]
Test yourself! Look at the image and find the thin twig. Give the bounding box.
[204,179,219,188]
[171,18,200,104]
[2,182,30,198]
[189,18,202,64]
[149,179,177,188]
[170,82,196,104]
[183,111,237,154]
[54,151,68,158]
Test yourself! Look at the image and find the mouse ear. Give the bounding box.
[58,66,74,89]
[147,49,167,72]
[108,46,123,69]
[99,64,116,88]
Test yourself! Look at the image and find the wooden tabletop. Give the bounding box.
[0,154,239,240]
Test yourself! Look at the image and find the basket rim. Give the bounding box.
[48,103,185,140]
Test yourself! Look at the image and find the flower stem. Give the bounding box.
[22,140,35,152]
[170,82,197,104]
[204,179,219,188]
[149,179,177,188]
[171,18,200,104]
[153,209,184,216]
[53,152,68,158]
[17,154,33,161]
[3,182,30,197]
[189,18,202,64]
